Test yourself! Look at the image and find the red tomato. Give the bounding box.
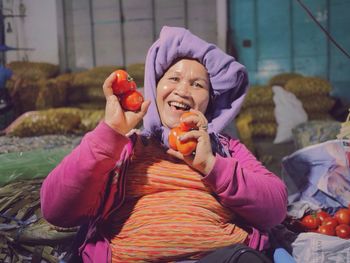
[179,112,198,131]
[317,224,336,236]
[301,215,321,230]
[316,210,331,223]
[322,217,339,228]
[334,208,350,225]
[112,69,137,95]
[120,90,144,111]
[335,224,350,239]
[169,127,182,151]
[176,135,197,156]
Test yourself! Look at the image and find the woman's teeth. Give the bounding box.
[169,101,190,110]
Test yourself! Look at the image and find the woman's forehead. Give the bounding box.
[165,59,208,77]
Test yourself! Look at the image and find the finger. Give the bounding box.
[179,130,207,141]
[103,72,117,98]
[106,94,123,112]
[180,112,203,132]
[135,100,151,118]
[199,123,208,132]
[183,154,194,163]
[188,109,208,130]
[166,148,184,161]
[180,112,199,123]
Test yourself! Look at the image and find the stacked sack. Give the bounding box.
[236,73,335,150]
[284,77,334,120]
[238,85,276,137]
[235,85,277,152]
[7,61,59,81]
[6,61,64,114]
[4,107,104,137]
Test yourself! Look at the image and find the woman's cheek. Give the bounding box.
[196,92,210,113]
[161,83,174,93]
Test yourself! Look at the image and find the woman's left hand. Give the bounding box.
[166,110,216,175]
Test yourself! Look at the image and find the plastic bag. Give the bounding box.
[282,139,350,215]
[292,232,350,263]
[272,85,307,144]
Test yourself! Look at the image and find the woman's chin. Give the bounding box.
[161,109,185,128]
[162,118,181,130]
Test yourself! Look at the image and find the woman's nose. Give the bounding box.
[174,81,190,97]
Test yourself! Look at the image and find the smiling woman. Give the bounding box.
[40,26,286,263]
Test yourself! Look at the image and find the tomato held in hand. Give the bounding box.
[317,224,336,236]
[301,215,321,230]
[168,112,198,156]
[316,210,331,223]
[169,127,182,151]
[335,224,350,239]
[120,90,144,111]
[334,208,350,225]
[112,69,137,95]
[169,127,197,156]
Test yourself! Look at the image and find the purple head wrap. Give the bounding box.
[142,26,248,147]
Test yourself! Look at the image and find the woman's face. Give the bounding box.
[156,59,210,129]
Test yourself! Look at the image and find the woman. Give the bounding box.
[41,26,287,262]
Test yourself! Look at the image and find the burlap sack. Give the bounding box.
[240,106,275,122]
[284,77,332,98]
[35,78,68,110]
[7,61,59,81]
[268,73,303,87]
[5,108,105,137]
[300,95,335,115]
[242,85,273,109]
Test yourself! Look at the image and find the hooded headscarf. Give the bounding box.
[142,26,248,149]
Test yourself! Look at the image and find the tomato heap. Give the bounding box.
[300,206,350,239]
[111,69,144,111]
[168,112,198,156]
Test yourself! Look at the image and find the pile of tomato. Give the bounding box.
[300,206,350,239]
[111,69,144,111]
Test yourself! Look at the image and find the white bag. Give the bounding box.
[292,232,350,263]
[273,86,308,144]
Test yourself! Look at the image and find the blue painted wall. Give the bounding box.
[228,0,350,102]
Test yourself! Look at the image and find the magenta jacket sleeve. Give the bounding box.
[202,139,287,230]
[40,121,130,227]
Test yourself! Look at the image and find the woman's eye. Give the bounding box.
[193,82,204,88]
[169,77,179,82]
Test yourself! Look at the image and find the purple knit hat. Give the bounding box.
[142,26,248,146]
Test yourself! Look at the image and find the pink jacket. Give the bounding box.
[40,121,287,262]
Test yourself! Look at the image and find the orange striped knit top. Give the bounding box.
[109,136,248,262]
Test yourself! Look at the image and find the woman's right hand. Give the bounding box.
[103,72,151,135]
